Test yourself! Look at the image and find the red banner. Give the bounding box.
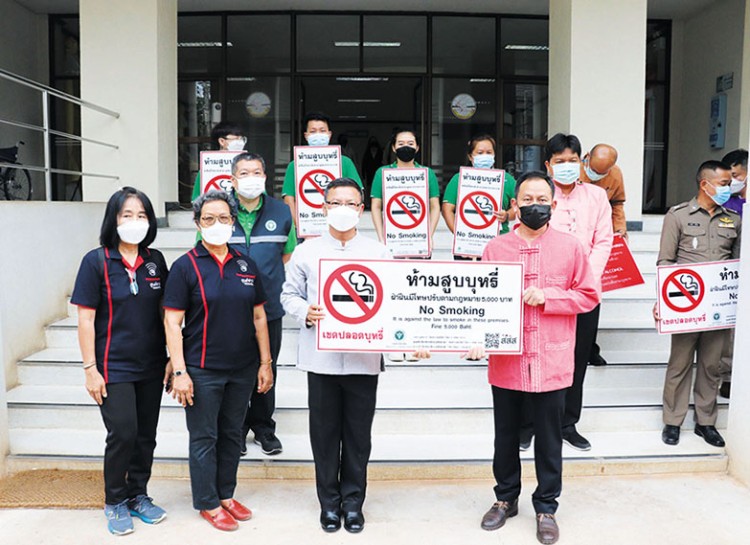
[601,235,645,292]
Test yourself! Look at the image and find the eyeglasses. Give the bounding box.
[200,215,233,226]
[126,268,139,296]
[325,201,363,209]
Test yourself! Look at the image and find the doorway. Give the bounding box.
[297,76,424,208]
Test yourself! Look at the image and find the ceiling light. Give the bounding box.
[336,77,390,82]
[470,78,496,83]
[504,44,549,51]
[337,99,381,103]
[334,41,401,47]
[177,41,233,47]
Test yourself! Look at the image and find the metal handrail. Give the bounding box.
[0,68,120,200]
[0,68,119,119]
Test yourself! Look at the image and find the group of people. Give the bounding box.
[72,110,744,544]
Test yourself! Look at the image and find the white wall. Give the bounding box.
[0,0,49,200]
[549,0,647,223]
[0,202,104,474]
[668,0,746,206]
[80,0,178,218]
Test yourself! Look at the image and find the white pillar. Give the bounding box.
[726,0,750,485]
[549,0,647,223]
[79,0,178,217]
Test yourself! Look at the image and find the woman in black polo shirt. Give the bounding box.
[163,190,273,532]
[72,187,169,536]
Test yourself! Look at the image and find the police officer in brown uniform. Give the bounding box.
[656,160,741,447]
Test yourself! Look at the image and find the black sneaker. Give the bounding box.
[562,427,591,451]
[588,353,607,366]
[254,432,283,455]
[519,430,533,451]
[240,443,248,456]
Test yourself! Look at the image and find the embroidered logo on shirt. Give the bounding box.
[145,262,158,276]
[236,259,249,273]
[265,220,277,232]
[236,273,255,287]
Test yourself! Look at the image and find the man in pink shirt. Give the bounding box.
[479,171,599,544]
[543,133,613,451]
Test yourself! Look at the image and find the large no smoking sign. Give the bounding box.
[323,264,384,324]
[661,268,705,312]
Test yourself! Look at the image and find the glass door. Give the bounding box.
[297,76,424,208]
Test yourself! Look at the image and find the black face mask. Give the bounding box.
[395,145,417,162]
[518,204,552,231]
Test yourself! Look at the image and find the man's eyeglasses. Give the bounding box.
[200,215,233,226]
[325,201,363,209]
[126,268,139,296]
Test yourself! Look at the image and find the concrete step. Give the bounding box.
[7,396,728,435]
[7,426,727,463]
[16,359,671,389]
[46,320,668,356]
[8,373,729,411]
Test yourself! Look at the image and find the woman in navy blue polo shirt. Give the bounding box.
[71,187,169,536]
[163,190,273,532]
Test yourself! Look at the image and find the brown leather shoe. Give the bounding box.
[536,513,559,544]
[481,498,518,531]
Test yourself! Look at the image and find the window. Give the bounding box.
[227,15,291,74]
[432,17,495,75]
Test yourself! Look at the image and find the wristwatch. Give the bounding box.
[173,370,187,377]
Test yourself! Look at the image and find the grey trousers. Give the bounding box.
[719,329,734,383]
[663,329,728,426]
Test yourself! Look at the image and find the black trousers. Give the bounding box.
[564,304,600,429]
[307,372,379,512]
[185,365,255,510]
[99,377,163,505]
[243,317,283,437]
[491,386,566,514]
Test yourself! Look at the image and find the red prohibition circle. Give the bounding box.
[323,264,384,325]
[661,268,705,313]
[458,190,498,229]
[204,174,233,193]
[298,169,334,209]
[386,190,427,230]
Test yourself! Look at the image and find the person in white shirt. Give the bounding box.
[281,178,428,534]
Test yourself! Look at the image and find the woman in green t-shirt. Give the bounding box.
[441,134,517,260]
[369,128,441,244]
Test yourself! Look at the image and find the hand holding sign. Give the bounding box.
[306,304,326,325]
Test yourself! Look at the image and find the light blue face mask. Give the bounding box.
[584,163,607,182]
[472,154,495,169]
[307,133,330,147]
[708,184,732,206]
[552,162,580,185]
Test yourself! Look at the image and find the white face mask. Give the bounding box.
[225,139,246,152]
[117,219,149,245]
[307,133,331,147]
[552,162,580,185]
[326,205,360,232]
[201,222,233,246]
[730,177,746,195]
[236,175,266,199]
